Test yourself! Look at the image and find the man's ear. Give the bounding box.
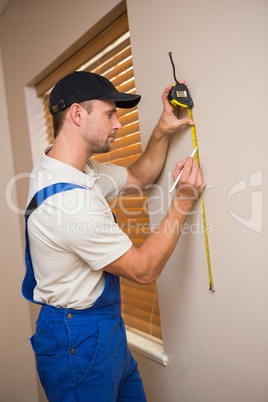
[69,103,83,126]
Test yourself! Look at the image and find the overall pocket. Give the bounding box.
[30,333,63,402]
[67,321,102,384]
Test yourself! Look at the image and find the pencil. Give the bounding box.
[169,147,198,193]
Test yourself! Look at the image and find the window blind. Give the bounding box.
[40,15,162,341]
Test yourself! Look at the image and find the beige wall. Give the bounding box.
[0,0,267,401]
[127,0,268,401]
[0,45,40,401]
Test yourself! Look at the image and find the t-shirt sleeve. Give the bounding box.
[56,188,132,270]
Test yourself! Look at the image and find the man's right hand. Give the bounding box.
[172,157,206,213]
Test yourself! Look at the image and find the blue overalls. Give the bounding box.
[22,183,147,402]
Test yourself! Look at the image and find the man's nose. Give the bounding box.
[114,116,122,131]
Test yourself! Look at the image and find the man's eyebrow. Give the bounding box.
[106,108,117,113]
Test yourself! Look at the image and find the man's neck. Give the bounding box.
[47,136,91,172]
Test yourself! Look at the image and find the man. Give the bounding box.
[23,71,205,401]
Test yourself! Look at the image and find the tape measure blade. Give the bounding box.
[201,195,214,291]
[187,107,214,291]
[187,108,199,164]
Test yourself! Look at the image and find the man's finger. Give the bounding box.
[177,118,194,126]
[173,160,186,180]
[180,157,194,182]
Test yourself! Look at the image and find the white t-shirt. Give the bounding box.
[27,146,132,309]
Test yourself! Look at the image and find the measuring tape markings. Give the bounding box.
[168,52,214,291]
[187,108,214,292]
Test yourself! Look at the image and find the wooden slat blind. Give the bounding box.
[40,17,162,341]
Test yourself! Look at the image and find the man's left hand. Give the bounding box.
[157,84,194,136]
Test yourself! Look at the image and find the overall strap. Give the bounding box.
[22,182,87,304]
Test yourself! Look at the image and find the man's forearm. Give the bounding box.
[105,157,205,284]
[104,195,195,284]
[128,125,169,189]
[133,196,194,283]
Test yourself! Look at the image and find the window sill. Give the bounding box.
[126,329,168,366]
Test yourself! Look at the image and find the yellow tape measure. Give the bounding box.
[187,108,214,291]
[168,51,214,291]
[169,101,214,290]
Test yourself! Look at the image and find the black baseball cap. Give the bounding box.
[49,71,141,115]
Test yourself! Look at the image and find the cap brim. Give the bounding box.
[99,91,141,109]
